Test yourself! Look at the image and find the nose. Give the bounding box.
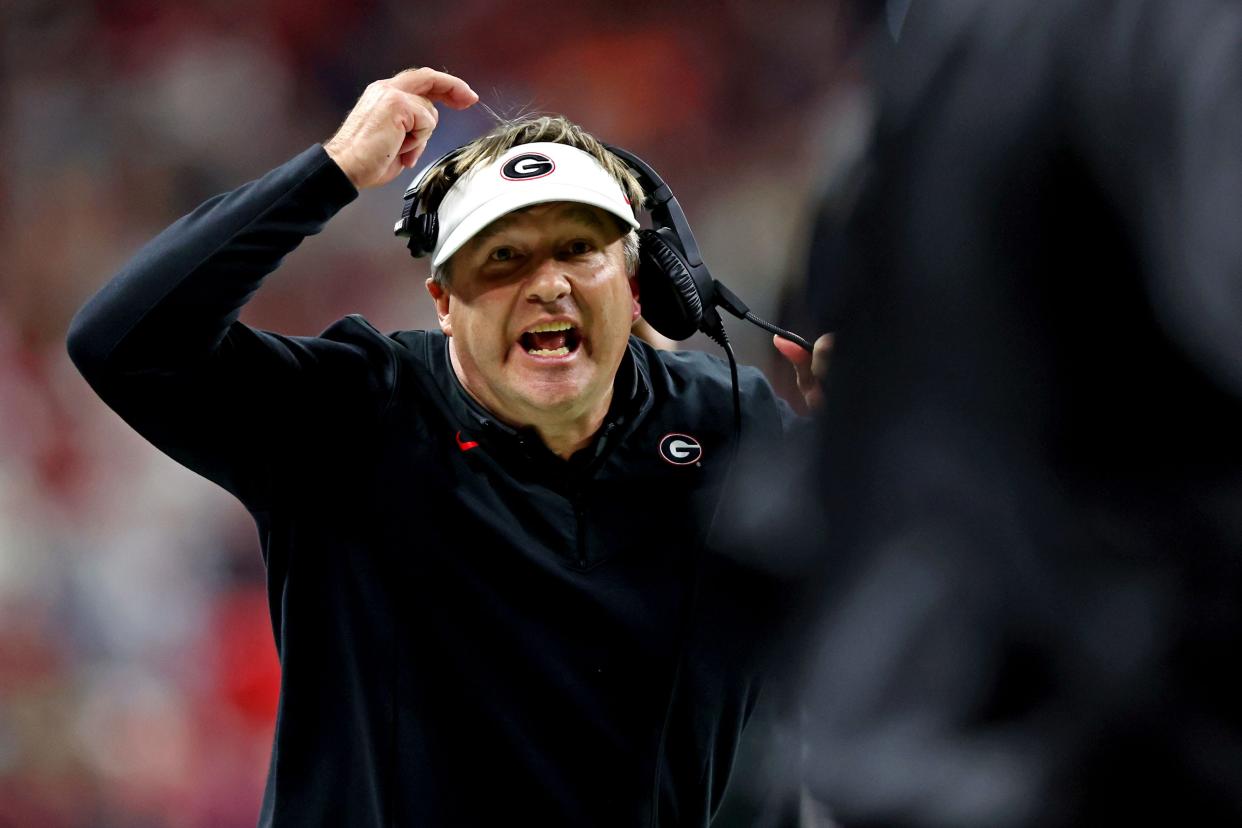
[525,258,571,304]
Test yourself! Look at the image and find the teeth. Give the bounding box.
[528,347,570,357]
[526,321,573,333]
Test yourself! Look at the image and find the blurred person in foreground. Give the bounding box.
[65,67,828,826]
[741,0,1242,824]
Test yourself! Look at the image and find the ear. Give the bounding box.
[628,275,641,323]
[425,278,453,336]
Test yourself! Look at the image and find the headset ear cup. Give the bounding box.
[637,229,704,341]
[407,213,438,258]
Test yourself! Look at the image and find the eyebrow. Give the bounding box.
[470,203,609,248]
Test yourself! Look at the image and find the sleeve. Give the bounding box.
[65,145,396,509]
[1065,0,1242,395]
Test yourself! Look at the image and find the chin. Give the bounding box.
[515,382,591,415]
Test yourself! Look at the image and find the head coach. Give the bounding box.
[66,68,827,826]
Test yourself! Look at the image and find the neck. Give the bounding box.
[448,340,614,460]
[531,397,612,459]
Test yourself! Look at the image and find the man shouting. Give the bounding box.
[67,68,820,826]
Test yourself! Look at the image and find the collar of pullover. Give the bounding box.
[426,332,651,472]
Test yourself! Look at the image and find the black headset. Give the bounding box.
[393,143,812,353]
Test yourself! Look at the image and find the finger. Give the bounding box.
[390,90,438,135]
[773,334,811,368]
[774,335,820,400]
[399,143,427,169]
[398,131,422,155]
[811,333,833,381]
[389,67,479,110]
[396,98,436,153]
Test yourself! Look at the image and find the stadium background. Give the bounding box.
[0,1,865,823]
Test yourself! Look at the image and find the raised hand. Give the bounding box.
[324,68,478,190]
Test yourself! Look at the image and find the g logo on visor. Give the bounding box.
[501,153,556,181]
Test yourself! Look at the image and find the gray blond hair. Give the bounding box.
[421,115,644,288]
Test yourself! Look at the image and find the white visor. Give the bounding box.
[426,141,640,267]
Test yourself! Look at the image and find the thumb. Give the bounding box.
[773,334,811,368]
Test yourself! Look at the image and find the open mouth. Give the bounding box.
[519,321,582,358]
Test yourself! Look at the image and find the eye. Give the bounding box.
[566,239,593,256]
[489,246,516,262]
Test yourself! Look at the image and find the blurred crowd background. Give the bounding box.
[1,0,866,824]
[8,0,1242,825]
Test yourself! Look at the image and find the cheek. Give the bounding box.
[607,280,639,328]
[590,256,638,327]
[458,303,512,362]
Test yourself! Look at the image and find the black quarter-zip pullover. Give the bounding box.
[66,145,801,827]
